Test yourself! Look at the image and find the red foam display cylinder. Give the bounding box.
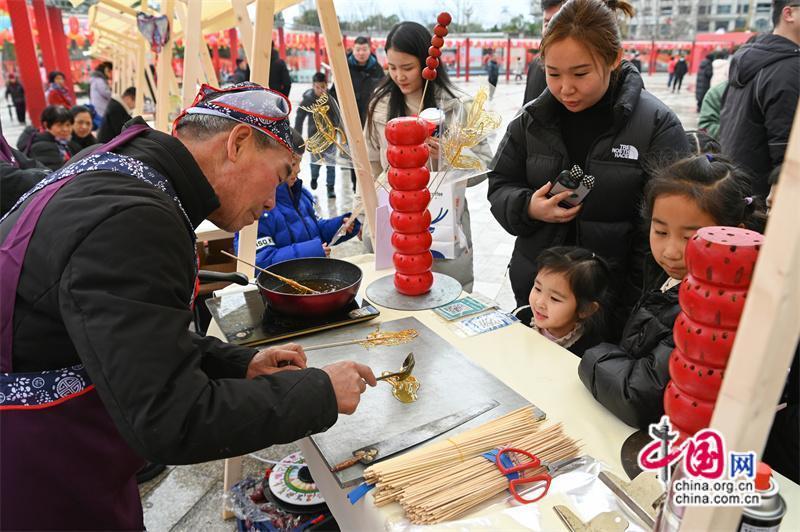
[388,167,431,191]
[386,144,430,168]
[390,189,431,213]
[663,381,715,436]
[672,311,736,368]
[394,271,435,296]
[393,251,434,275]
[391,231,432,254]
[685,227,763,287]
[679,274,748,329]
[668,347,724,402]
[390,210,432,234]
[385,117,429,145]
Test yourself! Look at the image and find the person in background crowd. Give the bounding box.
[295,72,338,198]
[523,0,565,105]
[235,128,361,268]
[671,54,688,93]
[709,50,730,88]
[720,0,800,197]
[16,105,79,171]
[330,35,385,192]
[269,43,292,98]
[695,52,714,112]
[89,61,113,118]
[45,71,74,108]
[98,87,136,143]
[230,57,250,84]
[70,105,98,151]
[4,73,26,124]
[698,80,727,139]
[366,21,493,292]
[486,49,500,100]
[666,55,677,89]
[579,154,767,429]
[0,83,376,530]
[630,51,642,72]
[515,57,525,81]
[0,135,49,216]
[488,0,689,341]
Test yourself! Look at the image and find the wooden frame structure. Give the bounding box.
[85,0,798,525]
[88,0,378,280]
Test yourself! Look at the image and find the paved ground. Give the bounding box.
[1,72,699,531]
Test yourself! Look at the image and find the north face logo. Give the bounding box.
[611,144,639,160]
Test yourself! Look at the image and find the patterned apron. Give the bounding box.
[0,124,197,530]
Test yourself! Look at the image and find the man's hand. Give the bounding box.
[322,361,377,414]
[322,243,332,257]
[246,343,307,379]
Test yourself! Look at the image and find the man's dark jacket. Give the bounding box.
[0,147,49,216]
[330,53,385,125]
[0,118,338,464]
[720,33,800,196]
[98,99,133,143]
[523,57,547,105]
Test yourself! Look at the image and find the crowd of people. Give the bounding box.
[1,0,798,527]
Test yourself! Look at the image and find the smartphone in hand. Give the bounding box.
[547,165,595,208]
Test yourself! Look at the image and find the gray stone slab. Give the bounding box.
[305,316,543,488]
[142,464,219,531]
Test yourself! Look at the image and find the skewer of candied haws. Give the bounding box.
[418,12,452,113]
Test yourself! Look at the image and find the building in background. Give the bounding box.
[626,0,772,40]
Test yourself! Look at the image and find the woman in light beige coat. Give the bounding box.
[365,21,492,292]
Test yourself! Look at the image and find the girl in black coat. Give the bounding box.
[578,154,767,430]
[488,0,689,340]
[515,246,611,357]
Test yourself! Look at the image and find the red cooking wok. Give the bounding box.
[198,258,362,317]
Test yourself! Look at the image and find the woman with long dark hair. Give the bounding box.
[366,21,492,291]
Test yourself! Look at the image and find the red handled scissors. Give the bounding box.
[494,447,552,504]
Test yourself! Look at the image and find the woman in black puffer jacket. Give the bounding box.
[487,0,689,340]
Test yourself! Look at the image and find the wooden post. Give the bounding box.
[7,0,47,128]
[314,31,321,73]
[134,0,148,115]
[32,0,57,75]
[181,0,202,107]
[221,7,275,516]
[456,41,461,78]
[231,0,254,65]
[316,0,378,249]
[465,37,471,82]
[228,28,239,66]
[155,0,175,131]
[505,36,511,82]
[679,106,800,529]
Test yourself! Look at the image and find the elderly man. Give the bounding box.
[0,83,375,530]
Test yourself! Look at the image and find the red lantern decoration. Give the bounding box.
[663,227,764,441]
[386,117,434,296]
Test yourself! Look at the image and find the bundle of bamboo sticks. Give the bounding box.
[363,406,580,524]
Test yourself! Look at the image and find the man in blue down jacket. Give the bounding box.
[235,128,361,268]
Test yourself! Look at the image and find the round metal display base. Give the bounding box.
[365,272,462,311]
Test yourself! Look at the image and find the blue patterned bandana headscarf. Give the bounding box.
[174,82,294,153]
